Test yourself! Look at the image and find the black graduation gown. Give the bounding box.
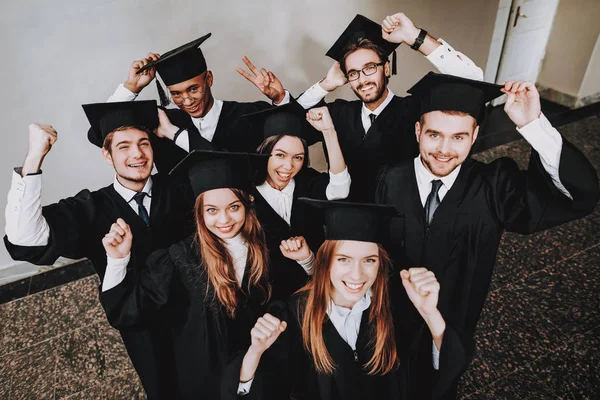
[253,168,329,300]
[149,100,275,173]
[99,237,271,400]
[310,95,420,202]
[3,174,195,400]
[376,137,599,398]
[221,296,433,400]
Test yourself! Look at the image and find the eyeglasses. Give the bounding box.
[346,62,386,81]
[170,81,207,102]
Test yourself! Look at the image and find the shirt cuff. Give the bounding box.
[102,252,131,292]
[432,341,440,370]
[237,377,254,395]
[296,82,329,109]
[517,113,572,199]
[174,130,190,152]
[297,251,315,276]
[274,90,291,106]
[326,167,351,201]
[5,169,50,246]
[107,84,138,103]
[426,38,484,81]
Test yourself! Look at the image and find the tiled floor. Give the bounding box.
[0,115,598,399]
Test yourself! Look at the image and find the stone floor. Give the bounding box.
[0,115,598,399]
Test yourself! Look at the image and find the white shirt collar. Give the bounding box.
[413,155,461,194]
[191,99,223,130]
[361,88,395,119]
[328,288,372,317]
[255,179,296,225]
[224,234,249,286]
[113,176,153,203]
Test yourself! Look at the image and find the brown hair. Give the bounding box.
[102,125,153,153]
[419,110,478,129]
[298,240,398,375]
[255,134,310,184]
[340,38,389,81]
[194,188,271,317]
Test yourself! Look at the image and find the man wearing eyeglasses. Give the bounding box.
[296,13,483,202]
[98,34,292,173]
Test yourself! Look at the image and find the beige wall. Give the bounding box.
[0,0,498,270]
[537,0,600,98]
[580,34,600,99]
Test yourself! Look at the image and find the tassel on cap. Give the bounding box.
[156,79,171,107]
[392,50,397,75]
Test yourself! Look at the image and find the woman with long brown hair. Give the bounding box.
[244,102,351,299]
[99,150,275,399]
[224,199,448,400]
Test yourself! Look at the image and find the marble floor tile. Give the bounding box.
[510,245,600,337]
[465,285,569,388]
[54,321,135,399]
[490,210,600,292]
[7,339,57,400]
[471,369,560,399]
[521,327,600,399]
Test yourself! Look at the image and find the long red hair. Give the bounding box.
[194,188,271,317]
[298,240,398,375]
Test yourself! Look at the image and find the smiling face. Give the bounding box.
[329,240,380,309]
[168,71,214,118]
[102,128,153,191]
[344,48,389,107]
[201,188,246,240]
[265,135,306,190]
[416,111,479,178]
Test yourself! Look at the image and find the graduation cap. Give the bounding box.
[240,102,321,146]
[169,150,270,197]
[326,14,399,75]
[137,33,211,106]
[83,100,159,148]
[299,198,400,243]
[407,72,504,124]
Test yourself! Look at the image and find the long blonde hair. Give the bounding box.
[298,240,398,375]
[194,188,271,317]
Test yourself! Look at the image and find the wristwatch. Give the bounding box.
[411,29,428,51]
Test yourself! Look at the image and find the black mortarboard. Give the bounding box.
[169,150,270,197]
[83,100,159,148]
[407,72,504,124]
[299,198,399,243]
[240,102,321,146]
[326,14,399,74]
[137,33,212,86]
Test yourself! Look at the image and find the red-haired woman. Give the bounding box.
[224,199,448,400]
[99,151,274,400]
[245,102,350,299]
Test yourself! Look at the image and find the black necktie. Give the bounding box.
[369,113,377,125]
[425,180,443,227]
[132,192,150,225]
[364,113,376,139]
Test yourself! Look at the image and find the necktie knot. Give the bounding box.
[368,113,377,125]
[132,191,147,206]
[431,179,443,193]
[132,192,150,225]
[425,180,443,227]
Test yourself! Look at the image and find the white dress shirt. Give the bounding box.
[107,85,291,153]
[4,170,153,247]
[256,179,296,225]
[361,89,396,132]
[224,234,249,286]
[296,38,484,111]
[413,113,572,205]
[113,176,153,216]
